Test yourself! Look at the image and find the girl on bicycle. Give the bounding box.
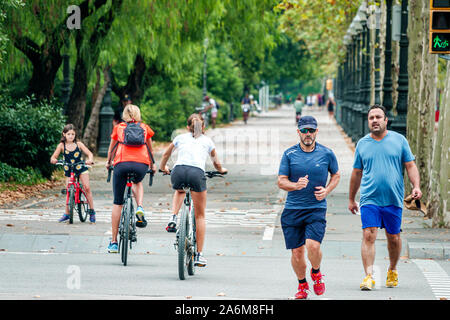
[50,124,96,223]
[159,113,227,267]
[105,104,156,253]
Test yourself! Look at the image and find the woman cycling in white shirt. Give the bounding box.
[159,113,227,267]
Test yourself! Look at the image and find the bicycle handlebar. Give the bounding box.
[205,171,227,179]
[107,166,113,183]
[159,169,227,178]
[55,160,91,169]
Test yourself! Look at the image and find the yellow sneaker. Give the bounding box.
[360,274,375,291]
[386,269,398,288]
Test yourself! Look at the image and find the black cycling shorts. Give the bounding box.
[113,161,148,205]
[171,165,207,192]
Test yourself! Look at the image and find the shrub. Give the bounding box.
[0,96,66,178]
[0,162,45,184]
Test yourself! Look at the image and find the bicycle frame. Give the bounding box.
[179,187,195,248]
[65,170,86,208]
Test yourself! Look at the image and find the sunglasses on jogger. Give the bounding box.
[299,128,317,134]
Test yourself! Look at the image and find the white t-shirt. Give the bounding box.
[173,133,215,171]
[209,98,218,113]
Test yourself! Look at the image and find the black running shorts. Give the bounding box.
[113,161,148,205]
[171,165,207,192]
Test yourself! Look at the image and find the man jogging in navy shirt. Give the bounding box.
[348,104,422,291]
[278,115,340,299]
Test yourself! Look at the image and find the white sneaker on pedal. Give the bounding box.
[194,252,207,267]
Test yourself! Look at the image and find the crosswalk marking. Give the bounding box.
[0,208,277,228]
[413,259,450,300]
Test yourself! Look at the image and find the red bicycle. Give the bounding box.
[56,160,91,224]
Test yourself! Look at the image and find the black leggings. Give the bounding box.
[113,161,148,205]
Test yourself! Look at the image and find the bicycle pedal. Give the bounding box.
[166,226,177,233]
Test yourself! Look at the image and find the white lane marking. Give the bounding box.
[0,251,68,255]
[263,226,274,241]
[263,190,286,241]
[413,259,450,300]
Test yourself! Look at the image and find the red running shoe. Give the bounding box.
[310,269,325,295]
[295,282,309,300]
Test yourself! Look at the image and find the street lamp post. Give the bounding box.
[351,16,363,142]
[344,32,353,135]
[348,30,357,135]
[359,2,370,141]
[373,4,382,107]
[389,0,408,136]
[382,0,394,113]
[343,39,350,128]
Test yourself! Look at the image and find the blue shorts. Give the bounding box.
[281,208,327,249]
[360,204,402,234]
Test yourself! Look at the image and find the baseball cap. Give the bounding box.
[297,116,318,130]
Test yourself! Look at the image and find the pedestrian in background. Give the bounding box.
[278,115,340,299]
[326,96,336,119]
[113,94,132,127]
[241,93,251,124]
[294,94,304,124]
[348,104,422,291]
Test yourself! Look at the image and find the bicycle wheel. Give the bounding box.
[68,186,75,224]
[178,205,189,280]
[76,189,89,222]
[187,206,196,276]
[120,198,131,266]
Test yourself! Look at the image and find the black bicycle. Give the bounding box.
[107,166,154,266]
[160,169,226,280]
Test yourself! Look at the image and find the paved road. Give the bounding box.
[0,105,449,301]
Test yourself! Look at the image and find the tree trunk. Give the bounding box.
[405,0,424,196]
[10,0,110,102]
[111,54,148,103]
[13,36,62,101]
[391,0,401,113]
[65,0,124,132]
[27,56,62,101]
[418,0,438,209]
[82,67,111,152]
[379,0,386,103]
[428,61,449,228]
[65,50,89,133]
[406,0,423,148]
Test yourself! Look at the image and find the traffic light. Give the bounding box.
[326,79,333,91]
[429,0,450,54]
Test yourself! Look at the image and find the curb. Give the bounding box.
[407,241,450,260]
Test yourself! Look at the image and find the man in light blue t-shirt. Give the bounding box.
[348,105,422,291]
[278,115,340,299]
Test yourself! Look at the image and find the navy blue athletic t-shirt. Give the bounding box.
[278,142,339,209]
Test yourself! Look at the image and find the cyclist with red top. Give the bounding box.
[105,104,156,253]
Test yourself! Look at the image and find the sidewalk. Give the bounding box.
[296,105,450,260]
